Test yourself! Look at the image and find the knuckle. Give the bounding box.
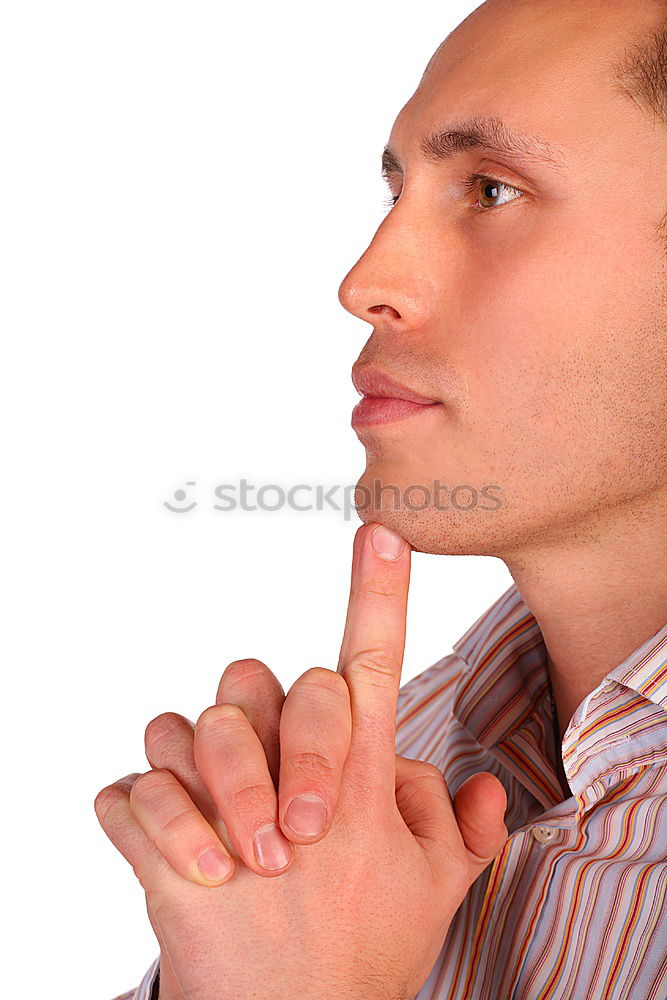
[161,807,199,840]
[346,647,400,682]
[294,667,350,704]
[129,768,173,806]
[94,773,141,823]
[289,748,337,782]
[93,785,122,822]
[144,712,186,751]
[196,702,247,735]
[217,659,286,703]
[421,761,445,781]
[222,658,268,684]
[230,781,274,814]
[362,581,402,601]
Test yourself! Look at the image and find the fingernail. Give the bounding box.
[197,846,233,882]
[254,823,293,870]
[371,525,406,561]
[284,793,327,837]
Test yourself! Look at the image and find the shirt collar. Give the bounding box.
[451,583,548,752]
[450,582,667,806]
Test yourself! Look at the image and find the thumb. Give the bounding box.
[453,771,509,875]
[394,755,509,881]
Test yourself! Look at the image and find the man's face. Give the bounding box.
[338,0,667,557]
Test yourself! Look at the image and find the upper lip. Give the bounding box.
[351,366,440,405]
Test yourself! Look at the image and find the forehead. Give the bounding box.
[386,0,655,168]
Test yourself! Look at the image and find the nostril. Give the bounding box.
[368,304,400,318]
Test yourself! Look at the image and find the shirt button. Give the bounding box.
[532,825,560,843]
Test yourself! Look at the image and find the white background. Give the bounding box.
[0,2,512,996]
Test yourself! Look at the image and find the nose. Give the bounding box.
[337,217,437,332]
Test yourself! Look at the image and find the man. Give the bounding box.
[97,0,667,997]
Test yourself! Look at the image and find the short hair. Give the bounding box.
[609,16,667,250]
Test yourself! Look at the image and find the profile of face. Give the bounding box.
[338,0,667,559]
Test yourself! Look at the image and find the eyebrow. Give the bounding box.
[381,114,568,178]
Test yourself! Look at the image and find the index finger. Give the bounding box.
[336,521,411,800]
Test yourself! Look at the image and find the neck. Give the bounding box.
[502,490,667,740]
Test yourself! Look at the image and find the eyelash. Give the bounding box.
[382,172,525,212]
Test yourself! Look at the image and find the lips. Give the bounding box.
[350,366,442,429]
[351,366,440,405]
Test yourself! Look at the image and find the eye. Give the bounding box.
[381,172,526,212]
[461,172,525,211]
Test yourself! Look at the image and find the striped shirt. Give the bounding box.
[112,581,667,1000]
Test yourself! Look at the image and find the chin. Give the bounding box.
[353,503,504,556]
[351,467,522,558]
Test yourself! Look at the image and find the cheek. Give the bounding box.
[454,216,614,409]
[454,252,570,433]
[454,231,666,483]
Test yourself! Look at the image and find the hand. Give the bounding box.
[95,522,509,1000]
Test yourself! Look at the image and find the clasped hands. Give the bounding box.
[95,523,509,1000]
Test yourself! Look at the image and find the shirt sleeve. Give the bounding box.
[109,956,160,1000]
